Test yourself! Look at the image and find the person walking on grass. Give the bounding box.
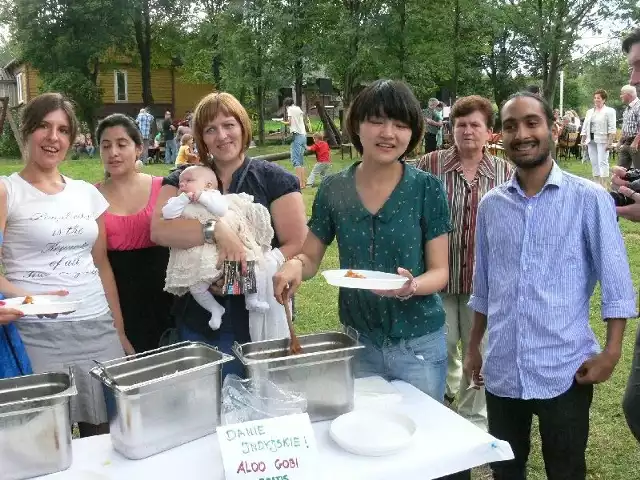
[136,107,154,164]
[580,89,617,189]
[282,97,310,188]
[423,98,443,153]
[163,110,178,165]
[305,132,331,187]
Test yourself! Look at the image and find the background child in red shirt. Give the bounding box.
[305,132,331,187]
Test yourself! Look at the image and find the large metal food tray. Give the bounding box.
[90,341,232,459]
[233,329,364,422]
[0,370,77,480]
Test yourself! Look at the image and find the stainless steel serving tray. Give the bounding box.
[90,341,233,393]
[0,370,77,480]
[89,341,233,459]
[233,328,364,422]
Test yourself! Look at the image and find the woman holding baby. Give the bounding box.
[151,92,307,377]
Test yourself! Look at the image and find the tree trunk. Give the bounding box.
[87,58,100,138]
[398,0,407,81]
[293,0,304,105]
[212,52,222,88]
[255,84,265,145]
[294,58,303,107]
[134,0,154,106]
[451,0,460,101]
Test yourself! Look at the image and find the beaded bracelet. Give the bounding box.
[396,279,418,301]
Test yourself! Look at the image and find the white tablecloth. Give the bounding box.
[39,381,513,480]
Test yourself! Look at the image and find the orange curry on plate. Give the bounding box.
[345,270,366,279]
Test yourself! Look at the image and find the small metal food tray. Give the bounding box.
[0,370,77,480]
[90,341,233,459]
[233,328,364,422]
[233,328,364,368]
[90,341,232,394]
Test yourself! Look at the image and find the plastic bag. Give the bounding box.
[249,248,290,342]
[221,374,307,425]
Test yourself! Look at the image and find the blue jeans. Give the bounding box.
[290,133,306,167]
[164,139,178,164]
[354,326,447,402]
[177,321,245,380]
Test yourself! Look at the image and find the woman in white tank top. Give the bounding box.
[0,93,133,437]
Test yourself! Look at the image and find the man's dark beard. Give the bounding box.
[512,148,549,170]
[509,133,552,170]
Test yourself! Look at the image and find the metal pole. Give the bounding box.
[559,70,564,117]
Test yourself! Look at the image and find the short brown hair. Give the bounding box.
[345,79,424,158]
[594,89,608,101]
[192,92,252,166]
[450,95,494,129]
[181,133,194,145]
[312,131,324,140]
[20,92,79,148]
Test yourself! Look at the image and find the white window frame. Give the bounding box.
[114,70,128,102]
[15,72,24,104]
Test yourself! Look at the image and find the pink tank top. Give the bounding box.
[99,176,164,251]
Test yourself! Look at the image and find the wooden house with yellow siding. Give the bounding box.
[4,59,214,120]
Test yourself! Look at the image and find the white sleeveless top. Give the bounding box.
[1,173,110,322]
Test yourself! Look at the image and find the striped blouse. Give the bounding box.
[416,147,512,295]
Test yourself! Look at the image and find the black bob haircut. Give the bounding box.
[500,91,554,131]
[345,79,424,158]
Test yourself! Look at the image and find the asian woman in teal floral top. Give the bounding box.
[274,80,452,401]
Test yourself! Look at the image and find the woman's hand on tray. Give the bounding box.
[273,259,303,305]
[372,267,416,299]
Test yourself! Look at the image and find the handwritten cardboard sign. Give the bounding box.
[217,413,317,480]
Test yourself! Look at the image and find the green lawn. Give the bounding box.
[0,150,638,479]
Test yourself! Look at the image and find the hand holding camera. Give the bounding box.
[611,166,640,221]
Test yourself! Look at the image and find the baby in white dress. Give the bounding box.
[162,165,274,330]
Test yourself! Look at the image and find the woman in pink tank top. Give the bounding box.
[95,114,174,352]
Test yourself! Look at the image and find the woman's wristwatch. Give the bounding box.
[203,219,216,244]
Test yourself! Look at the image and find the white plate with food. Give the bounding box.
[321,269,408,290]
[330,409,416,456]
[2,295,80,316]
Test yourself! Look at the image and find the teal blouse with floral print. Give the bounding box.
[308,161,452,347]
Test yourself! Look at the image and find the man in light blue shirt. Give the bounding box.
[465,92,636,479]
